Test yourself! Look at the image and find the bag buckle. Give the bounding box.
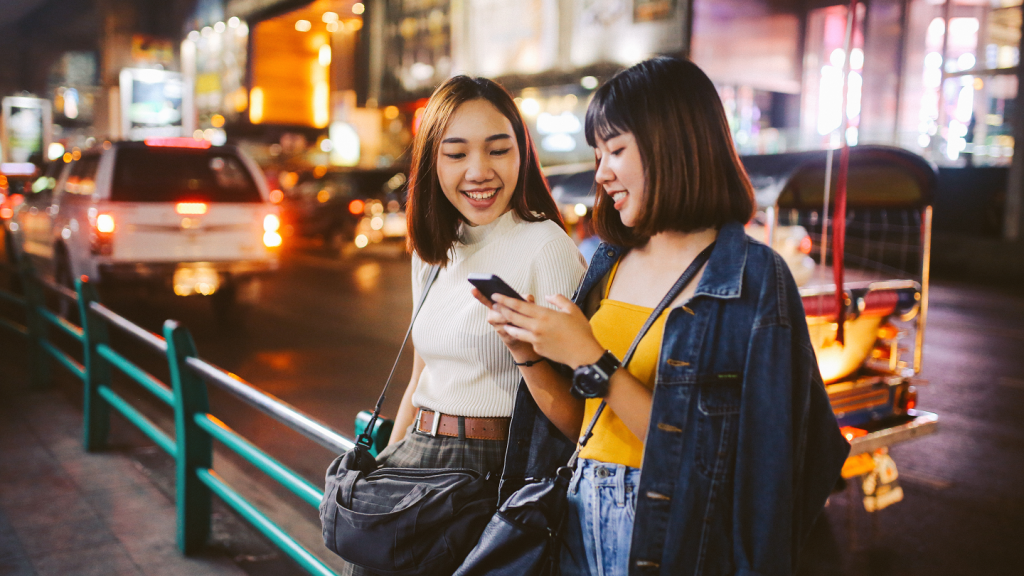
[416,409,440,437]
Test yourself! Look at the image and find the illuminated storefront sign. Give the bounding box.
[119,68,188,140]
[1,97,52,164]
[247,0,362,128]
[182,17,249,127]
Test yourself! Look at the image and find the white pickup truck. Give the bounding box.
[5,138,280,314]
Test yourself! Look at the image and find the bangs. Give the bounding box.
[584,86,631,147]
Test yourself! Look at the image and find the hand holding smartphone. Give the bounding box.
[467,273,525,303]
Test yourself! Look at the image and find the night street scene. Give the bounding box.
[0,0,1022,575]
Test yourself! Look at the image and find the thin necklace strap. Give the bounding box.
[574,241,716,457]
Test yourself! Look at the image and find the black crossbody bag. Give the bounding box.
[320,264,499,575]
[455,243,715,576]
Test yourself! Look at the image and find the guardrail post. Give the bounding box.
[77,277,112,451]
[17,254,51,388]
[164,319,213,555]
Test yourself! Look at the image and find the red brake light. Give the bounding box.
[348,199,365,215]
[144,137,212,149]
[96,213,115,234]
[903,386,918,412]
[176,202,208,215]
[799,235,813,254]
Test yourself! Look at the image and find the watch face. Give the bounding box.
[573,364,609,399]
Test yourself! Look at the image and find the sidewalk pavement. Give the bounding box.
[0,359,248,576]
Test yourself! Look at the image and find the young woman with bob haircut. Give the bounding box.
[345,75,585,575]
[478,57,849,575]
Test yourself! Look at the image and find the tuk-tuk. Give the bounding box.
[745,145,939,511]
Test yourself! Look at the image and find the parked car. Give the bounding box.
[4,138,280,314]
[279,168,409,256]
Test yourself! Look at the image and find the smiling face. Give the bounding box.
[594,131,647,228]
[436,99,521,227]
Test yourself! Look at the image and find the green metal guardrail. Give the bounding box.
[0,255,392,576]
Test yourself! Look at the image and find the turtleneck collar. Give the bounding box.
[458,209,518,246]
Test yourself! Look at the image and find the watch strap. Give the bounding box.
[572,242,716,458]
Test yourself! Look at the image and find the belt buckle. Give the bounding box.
[417,409,440,437]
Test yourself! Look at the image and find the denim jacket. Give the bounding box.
[500,221,850,576]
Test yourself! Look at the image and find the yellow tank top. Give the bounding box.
[578,261,667,468]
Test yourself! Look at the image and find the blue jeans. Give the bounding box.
[560,458,641,576]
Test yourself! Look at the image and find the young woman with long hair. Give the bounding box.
[345,75,586,575]
[478,57,849,576]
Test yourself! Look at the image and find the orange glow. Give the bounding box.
[0,207,12,219]
[840,426,867,443]
[799,235,813,254]
[146,137,212,149]
[252,9,331,128]
[176,202,208,215]
[0,175,7,187]
[269,189,284,203]
[317,189,330,203]
[877,323,899,340]
[348,199,365,215]
[210,114,225,128]
[412,106,426,136]
[96,214,115,233]
[249,87,265,123]
[63,152,72,163]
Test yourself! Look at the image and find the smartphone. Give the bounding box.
[467,273,525,302]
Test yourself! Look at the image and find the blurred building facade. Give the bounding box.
[0,0,1020,240]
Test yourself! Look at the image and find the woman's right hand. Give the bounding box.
[471,288,542,363]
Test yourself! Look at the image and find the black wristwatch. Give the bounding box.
[571,350,621,399]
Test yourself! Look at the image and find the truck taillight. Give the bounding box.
[96,213,115,233]
[263,231,282,247]
[263,214,282,247]
[176,202,208,215]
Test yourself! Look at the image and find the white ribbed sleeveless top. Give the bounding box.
[410,211,586,418]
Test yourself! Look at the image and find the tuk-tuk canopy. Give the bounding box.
[742,145,937,210]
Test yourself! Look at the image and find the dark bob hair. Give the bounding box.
[406,76,563,265]
[585,57,755,247]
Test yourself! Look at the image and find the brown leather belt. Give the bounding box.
[414,408,510,441]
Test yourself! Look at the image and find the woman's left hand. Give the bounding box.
[491,294,605,369]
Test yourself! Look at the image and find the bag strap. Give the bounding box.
[569,242,716,464]
[357,263,441,449]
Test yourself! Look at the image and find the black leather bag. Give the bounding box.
[454,470,572,576]
[454,243,715,576]
[320,448,497,575]
[319,265,499,575]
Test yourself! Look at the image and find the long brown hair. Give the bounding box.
[406,76,563,265]
[585,57,755,247]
